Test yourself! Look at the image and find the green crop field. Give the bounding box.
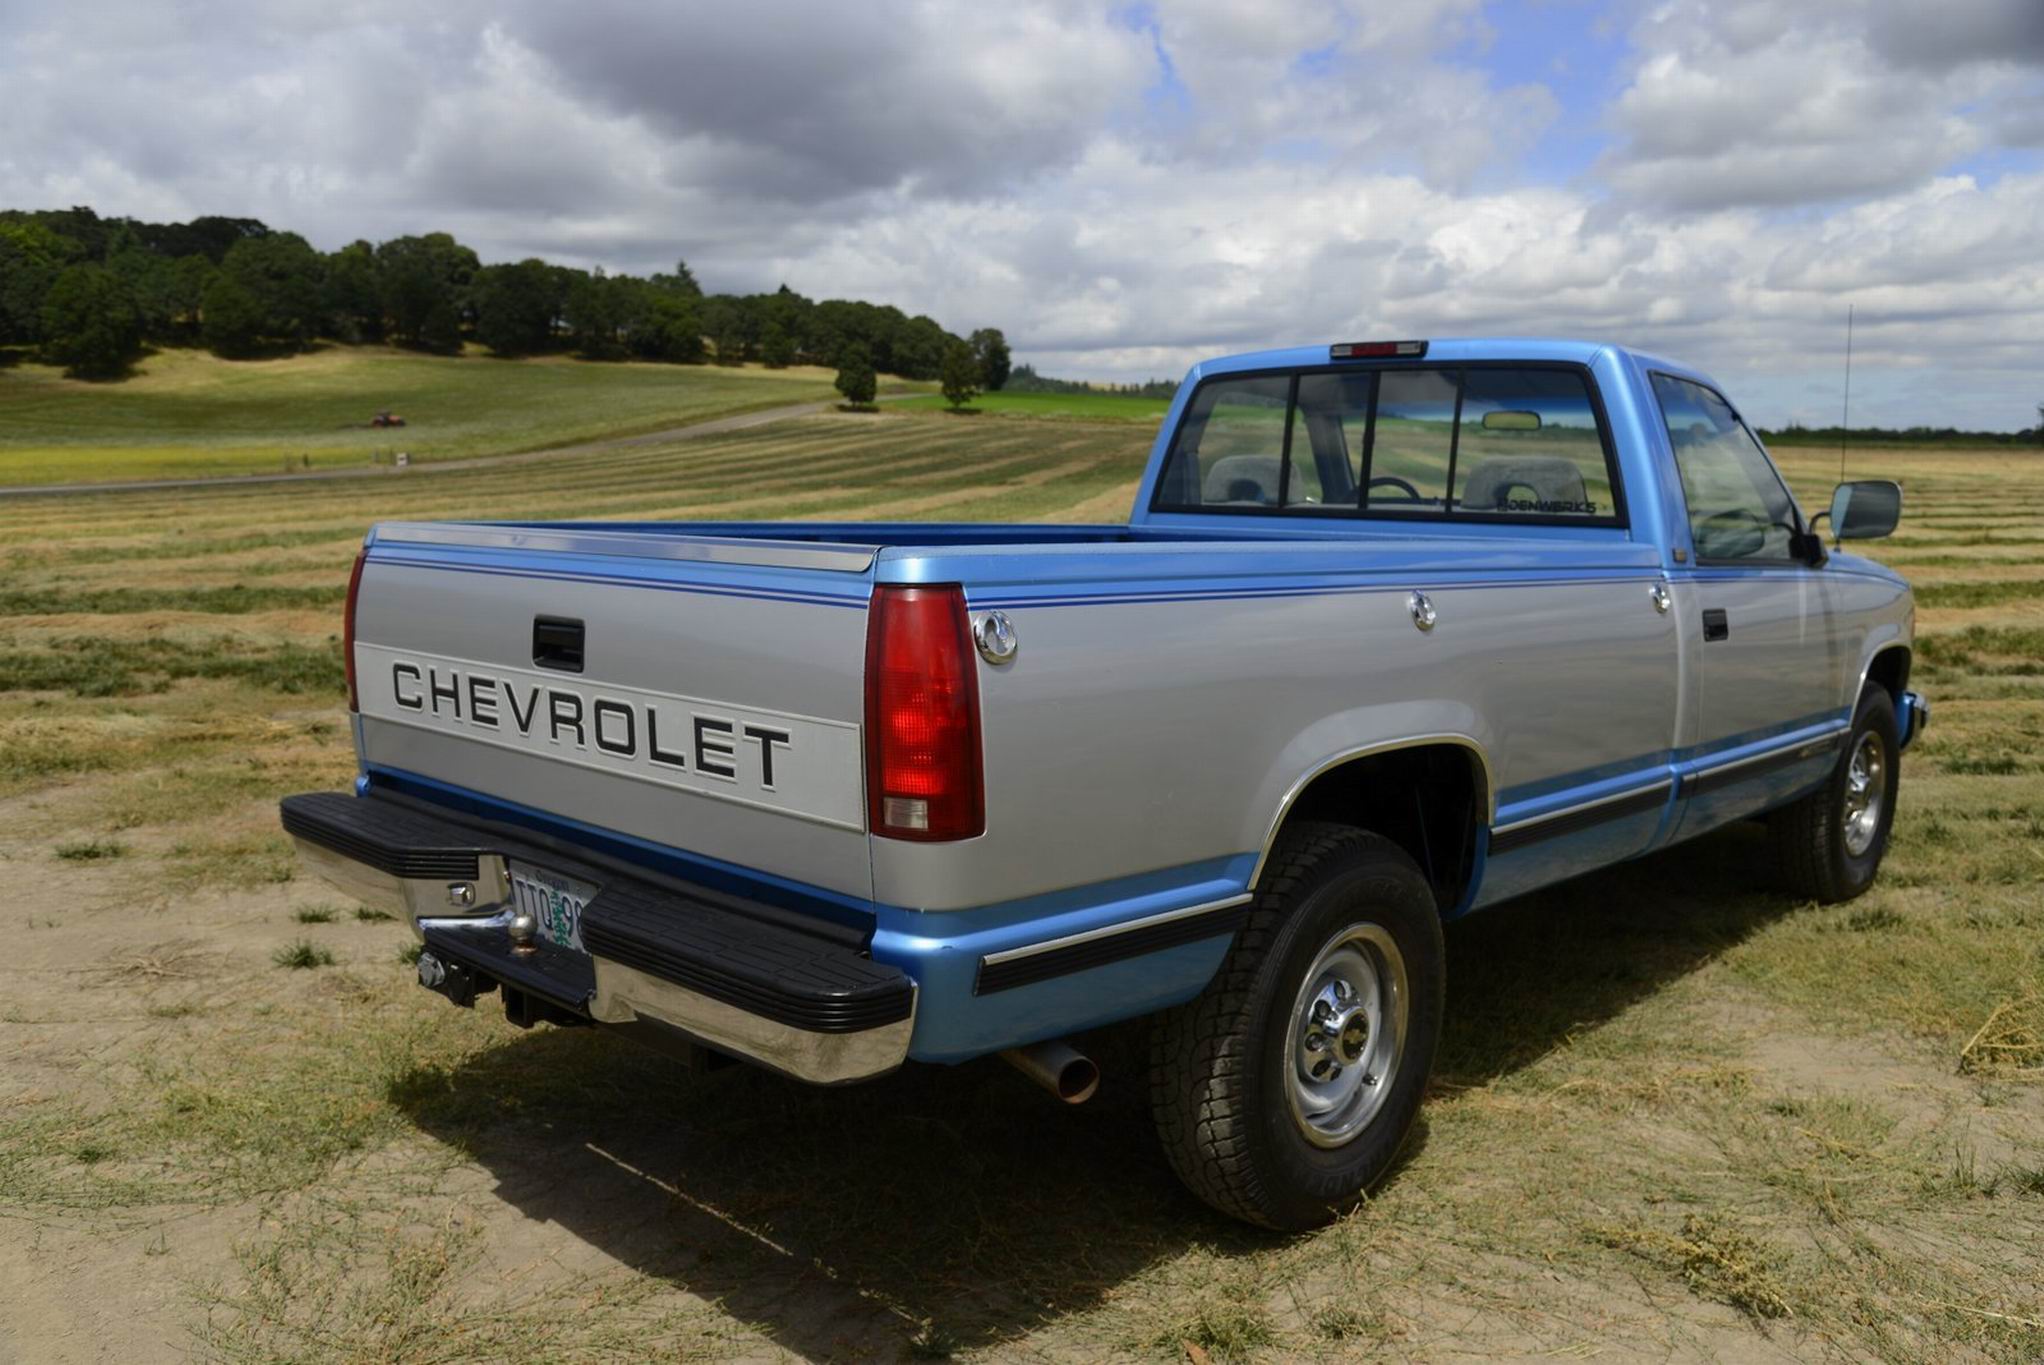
[894,388,1172,422]
[1,412,2039,1361]
[0,346,843,486]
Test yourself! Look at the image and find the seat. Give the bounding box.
[1201,454,1281,505]
[1460,456,1590,515]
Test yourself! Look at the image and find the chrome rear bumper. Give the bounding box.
[282,791,914,1085]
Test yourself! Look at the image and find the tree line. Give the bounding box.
[1760,420,2044,448]
[0,205,1011,392]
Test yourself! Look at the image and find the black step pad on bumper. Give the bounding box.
[281,790,913,1035]
[281,791,488,880]
[583,885,907,1033]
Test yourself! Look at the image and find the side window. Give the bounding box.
[1453,369,1612,517]
[1653,375,1800,561]
[1155,375,1292,508]
[1367,369,1458,510]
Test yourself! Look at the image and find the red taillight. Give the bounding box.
[865,584,984,841]
[342,548,367,712]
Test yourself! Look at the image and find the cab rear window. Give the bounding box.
[1151,364,1623,525]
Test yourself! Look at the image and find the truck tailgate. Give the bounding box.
[350,523,877,903]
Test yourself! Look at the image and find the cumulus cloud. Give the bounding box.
[1,0,2041,427]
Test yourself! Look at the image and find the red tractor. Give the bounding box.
[369,410,407,429]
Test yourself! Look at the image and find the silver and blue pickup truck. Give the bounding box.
[283,337,1927,1228]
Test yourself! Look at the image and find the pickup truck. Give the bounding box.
[282,337,1927,1229]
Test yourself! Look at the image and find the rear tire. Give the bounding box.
[1771,688,1900,903]
[1149,824,1444,1230]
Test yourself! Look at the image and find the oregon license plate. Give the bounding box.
[507,861,594,953]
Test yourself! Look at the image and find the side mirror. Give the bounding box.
[1828,480,1902,540]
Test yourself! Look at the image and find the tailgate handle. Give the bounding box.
[1701,608,1729,643]
[533,616,585,673]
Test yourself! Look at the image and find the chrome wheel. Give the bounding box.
[1841,730,1887,857]
[1284,923,1408,1149]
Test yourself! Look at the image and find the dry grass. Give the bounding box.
[0,422,2038,1361]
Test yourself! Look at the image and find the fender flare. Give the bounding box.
[1248,727,1496,889]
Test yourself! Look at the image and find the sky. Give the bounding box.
[5,0,2043,430]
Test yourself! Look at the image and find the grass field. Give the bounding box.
[1,414,2040,1361]
[0,346,842,485]
[894,389,1172,422]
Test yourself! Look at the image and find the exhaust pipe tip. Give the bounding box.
[1001,1040,1099,1105]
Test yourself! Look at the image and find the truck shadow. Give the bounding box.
[388,821,1796,1360]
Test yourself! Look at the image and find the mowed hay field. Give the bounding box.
[0,347,841,486]
[1,414,2040,1362]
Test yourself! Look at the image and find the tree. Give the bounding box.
[375,233,479,349]
[108,247,178,340]
[651,259,702,298]
[473,259,558,356]
[419,295,464,354]
[201,273,265,357]
[220,233,325,347]
[760,323,795,369]
[322,241,383,343]
[940,340,982,410]
[40,265,143,378]
[969,327,1012,391]
[167,255,217,343]
[835,341,877,407]
[626,290,705,363]
[0,221,72,345]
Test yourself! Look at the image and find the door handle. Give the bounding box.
[1701,608,1729,642]
[533,616,585,672]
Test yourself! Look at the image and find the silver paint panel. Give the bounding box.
[354,556,874,901]
[874,573,1681,911]
[356,643,865,830]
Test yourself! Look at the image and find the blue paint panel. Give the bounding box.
[900,937,1233,1064]
[1471,806,1669,910]
[869,854,1253,1062]
[969,570,1661,612]
[1497,759,1676,814]
[1474,711,1854,910]
[1669,759,1833,845]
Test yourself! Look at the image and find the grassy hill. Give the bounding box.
[893,389,1170,422]
[0,345,845,485]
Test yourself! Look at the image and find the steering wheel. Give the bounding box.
[1366,475,1423,503]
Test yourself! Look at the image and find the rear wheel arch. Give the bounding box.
[1254,738,1491,914]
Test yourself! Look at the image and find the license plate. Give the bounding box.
[507,861,595,953]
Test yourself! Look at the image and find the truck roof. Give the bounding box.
[1192,337,1700,384]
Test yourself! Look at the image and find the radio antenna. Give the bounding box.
[1839,304,1854,484]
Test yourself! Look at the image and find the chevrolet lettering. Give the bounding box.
[284,338,1925,1229]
